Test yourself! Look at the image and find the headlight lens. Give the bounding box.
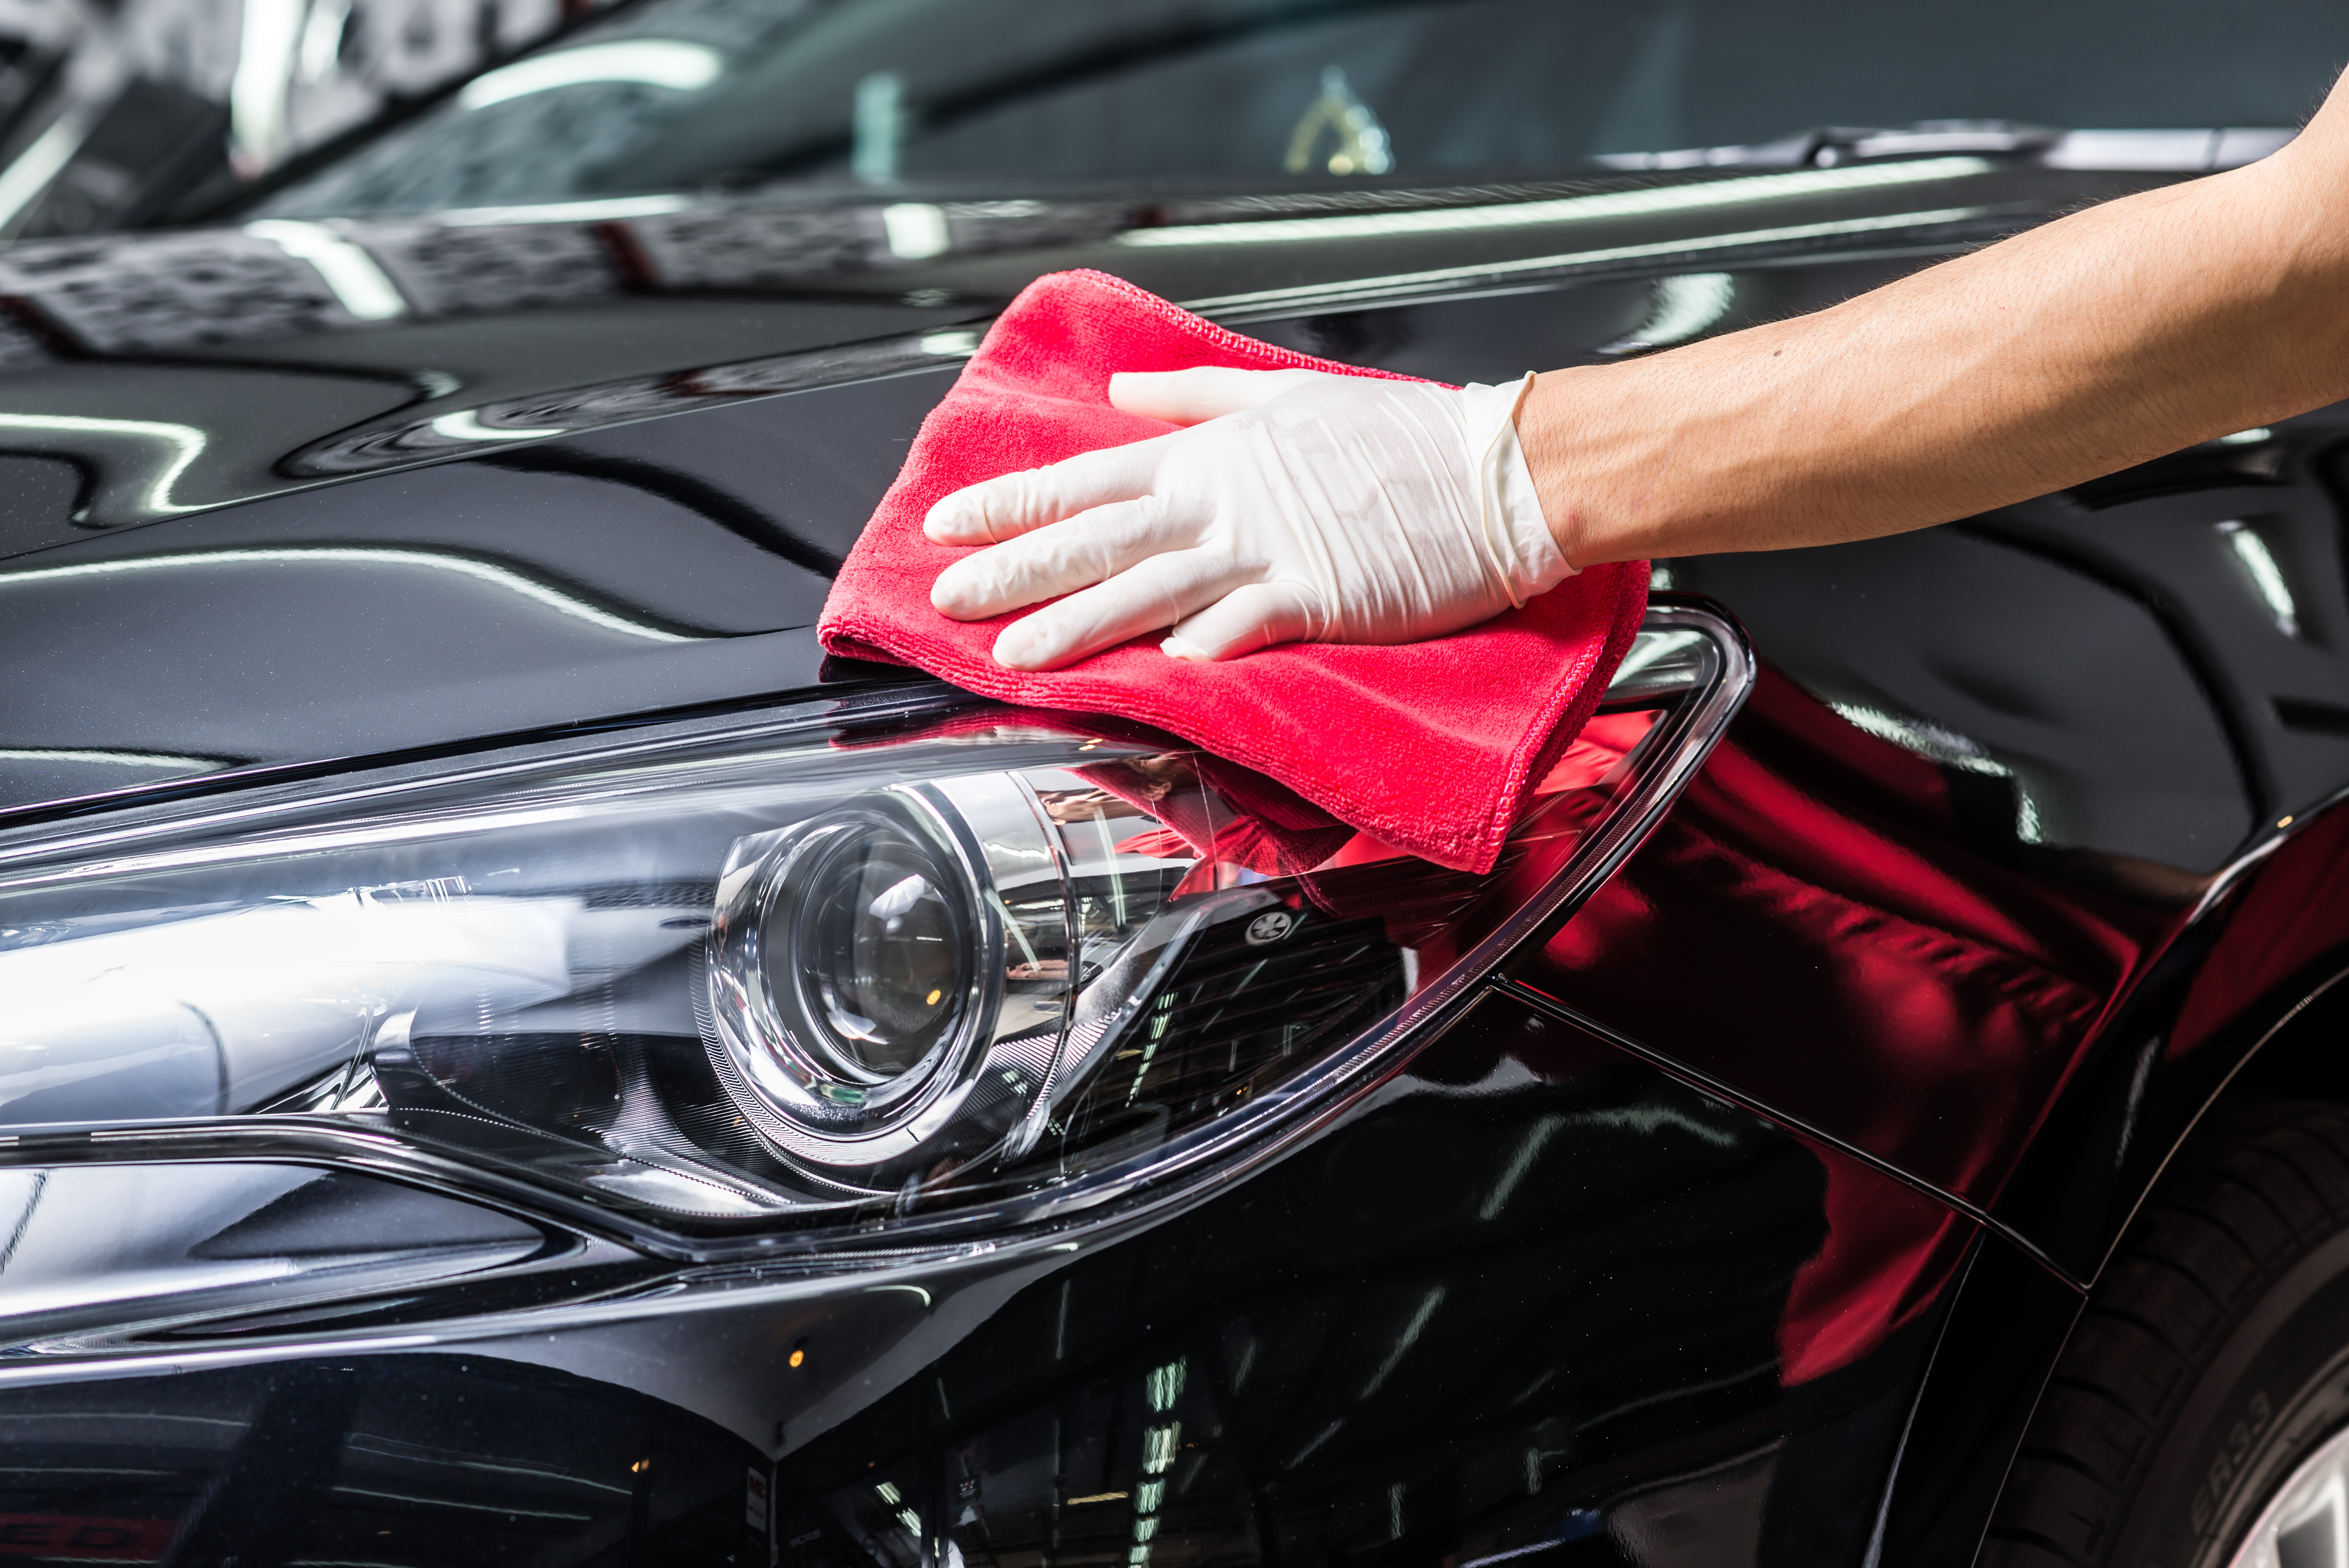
[787,806,972,1082]
[0,609,1745,1249]
[707,775,1084,1176]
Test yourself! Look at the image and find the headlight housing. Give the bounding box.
[0,608,1746,1257]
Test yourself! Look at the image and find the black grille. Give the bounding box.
[1054,909,1405,1151]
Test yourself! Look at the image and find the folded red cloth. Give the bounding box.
[816,268,1649,874]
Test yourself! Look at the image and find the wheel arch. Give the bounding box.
[1880,798,2349,1564]
[1993,790,2349,1285]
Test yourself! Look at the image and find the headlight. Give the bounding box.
[0,608,1746,1253]
[708,777,1077,1174]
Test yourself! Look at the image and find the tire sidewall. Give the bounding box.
[2106,1226,2349,1565]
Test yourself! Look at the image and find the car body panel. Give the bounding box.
[0,162,2175,535]
[0,991,1977,1568]
[8,142,2349,1568]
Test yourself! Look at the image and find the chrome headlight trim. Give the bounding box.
[706,773,1086,1175]
[977,599,1755,1229]
[708,789,1001,1165]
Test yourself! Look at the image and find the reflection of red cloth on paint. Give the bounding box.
[835,704,1367,887]
[1490,987,1976,1387]
[1113,825,1193,861]
[1315,711,1661,872]
[2169,807,2349,1057]
[0,1515,178,1559]
[1520,672,2166,1381]
[815,267,1649,874]
[1776,1167,1973,1384]
[1538,710,1658,792]
[1109,709,1661,910]
[1085,757,1353,894]
[1528,671,2150,1211]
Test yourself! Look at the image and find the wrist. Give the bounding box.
[1514,321,1844,567]
[1458,373,1573,601]
[1516,363,1664,569]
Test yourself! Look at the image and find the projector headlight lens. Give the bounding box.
[797,821,967,1081]
[706,776,1072,1175]
[747,797,986,1095]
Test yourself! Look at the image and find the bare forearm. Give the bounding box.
[1522,69,2349,566]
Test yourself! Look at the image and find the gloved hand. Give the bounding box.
[923,366,1572,670]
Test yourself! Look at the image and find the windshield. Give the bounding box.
[258,0,2346,217]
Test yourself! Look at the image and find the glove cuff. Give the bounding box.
[1460,372,1575,608]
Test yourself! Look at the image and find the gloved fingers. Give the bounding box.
[931,495,1213,620]
[990,549,1253,670]
[923,438,1164,545]
[1109,366,1329,426]
[1159,581,1324,661]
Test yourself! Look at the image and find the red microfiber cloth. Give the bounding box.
[816,269,1650,874]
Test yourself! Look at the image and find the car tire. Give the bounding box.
[1982,1098,2349,1568]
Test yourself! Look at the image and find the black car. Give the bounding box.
[1,4,2346,1566]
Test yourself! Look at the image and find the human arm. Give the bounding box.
[927,67,2349,670]
[1524,66,2349,565]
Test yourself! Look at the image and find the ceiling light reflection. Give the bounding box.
[438,195,694,227]
[1145,1358,1186,1412]
[1828,700,2044,844]
[246,220,408,321]
[0,107,95,233]
[854,72,904,184]
[2218,520,2301,638]
[457,41,722,112]
[1358,1285,1444,1400]
[0,547,697,644]
[1185,206,1991,318]
[0,413,205,515]
[232,0,307,172]
[0,747,227,772]
[883,203,950,261]
[1603,272,1735,354]
[1284,66,1392,177]
[1478,1115,1565,1220]
[430,410,569,442]
[1126,157,1993,251]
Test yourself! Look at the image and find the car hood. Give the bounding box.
[0,152,2221,813]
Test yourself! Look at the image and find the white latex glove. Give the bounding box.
[923,366,1572,671]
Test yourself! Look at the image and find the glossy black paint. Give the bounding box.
[1875,1233,2084,1568]
[0,163,2155,520]
[0,992,1980,1568]
[8,135,2349,1568]
[0,368,954,807]
[0,163,2206,810]
[2,1355,763,1564]
[1502,390,2349,1254]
